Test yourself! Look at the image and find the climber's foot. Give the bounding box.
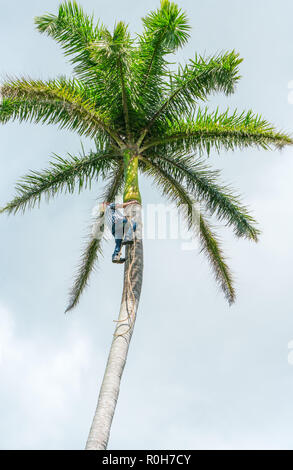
[112,255,126,264]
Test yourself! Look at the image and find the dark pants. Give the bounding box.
[112,217,137,259]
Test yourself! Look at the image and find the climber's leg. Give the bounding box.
[112,220,125,263]
[122,218,137,245]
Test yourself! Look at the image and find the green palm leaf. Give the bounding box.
[140,157,235,303]
[0,77,123,145]
[132,0,190,121]
[65,164,124,311]
[88,22,134,136]
[65,237,102,313]
[199,214,235,304]
[0,148,119,215]
[35,0,103,87]
[142,107,293,153]
[144,151,260,240]
[139,50,242,141]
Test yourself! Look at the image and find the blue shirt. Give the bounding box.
[105,203,124,230]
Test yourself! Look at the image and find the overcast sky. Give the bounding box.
[1,0,293,450]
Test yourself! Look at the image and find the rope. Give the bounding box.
[113,208,139,338]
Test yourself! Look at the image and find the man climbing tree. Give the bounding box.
[102,200,138,263]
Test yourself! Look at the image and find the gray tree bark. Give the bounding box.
[85,203,143,450]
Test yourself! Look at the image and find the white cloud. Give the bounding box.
[0,304,94,449]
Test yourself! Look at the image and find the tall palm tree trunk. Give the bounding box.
[86,204,143,450]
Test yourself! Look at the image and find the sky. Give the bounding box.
[1,0,293,450]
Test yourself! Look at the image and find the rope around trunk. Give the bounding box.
[113,205,139,337]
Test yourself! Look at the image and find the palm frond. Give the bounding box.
[65,237,102,312]
[142,0,190,52]
[0,77,123,145]
[66,164,124,311]
[140,157,194,225]
[132,0,190,122]
[0,149,119,215]
[199,214,235,304]
[139,50,242,138]
[144,151,260,240]
[142,107,293,153]
[139,157,235,303]
[101,161,124,202]
[35,0,103,86]
[88,22,133,135]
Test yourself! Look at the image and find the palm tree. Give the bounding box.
[0,0,292,450]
